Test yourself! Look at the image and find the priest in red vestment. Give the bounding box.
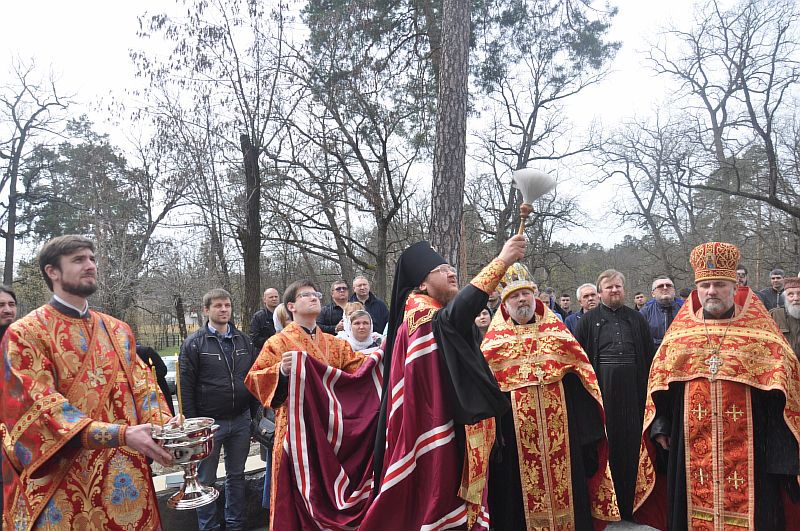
[1,235,174,530]
[634,242,800,530]
[244,279,367,529]
[461,264,619,530]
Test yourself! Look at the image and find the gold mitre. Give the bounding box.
[500,263,537,302]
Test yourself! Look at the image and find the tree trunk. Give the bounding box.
[3,141,23,285]
[4,169,17,285]
[240,133,262,332]
[174,293,188,340]
[429,0,470,268]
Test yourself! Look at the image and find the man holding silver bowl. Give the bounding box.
[1,235,175,530]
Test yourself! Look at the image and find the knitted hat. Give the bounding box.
[690,242,740,283]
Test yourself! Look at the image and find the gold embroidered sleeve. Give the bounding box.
[470,257,507,294]
[80,421,126,449]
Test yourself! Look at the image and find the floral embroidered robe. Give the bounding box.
[462,299,619,530]
[1,303,172,530]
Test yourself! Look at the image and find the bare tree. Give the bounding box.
[0,59,69,284]
[133,0,287,325]
[649,0,800,218]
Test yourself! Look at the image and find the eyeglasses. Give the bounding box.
[653,283,674,290]
[333,286,348,292]
[432,264,457,275]
[297,291,323,300]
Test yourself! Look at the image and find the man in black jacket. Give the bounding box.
[574,269,656,521]
[350,275,389,334]
[316,279,349,334]
[250,287,279,352]
[180,288,259,531]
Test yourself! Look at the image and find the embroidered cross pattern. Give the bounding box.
[518,365,532,379]
[725,405,743,422]
[726,471,745,490]
[697,468,706,485]
[93,426,114,445]
[691,403,707,420]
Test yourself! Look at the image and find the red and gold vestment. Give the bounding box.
[635,288,800,530]
[244,321,365,529]
[462,300,619,530]
[1,303,171,530]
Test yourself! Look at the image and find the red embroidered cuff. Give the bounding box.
[470,258,507,294]
[80,422,125,449]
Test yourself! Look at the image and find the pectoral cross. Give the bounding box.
[725,405,743,422]
[691,403,707,420]
[727,471,745,490]
[705,353,723,380]
[533,367,546,384]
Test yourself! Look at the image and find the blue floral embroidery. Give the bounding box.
[14,442,32,466]
[61,402,85,423]
[35,499,63,526]
[110,472,140,504]
[78,328,88,352]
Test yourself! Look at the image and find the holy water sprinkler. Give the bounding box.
[512,168,556,235]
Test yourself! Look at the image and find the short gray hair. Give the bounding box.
[576,283,597,300]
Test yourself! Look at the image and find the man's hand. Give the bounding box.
[498,234,526,266]
[335,319,345,332]
[655,434,670,450]
[280,351,293,376]
[126,424,174,466]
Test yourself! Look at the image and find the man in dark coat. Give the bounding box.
[574,269,656,521]
[250,287,279,352]
[639,276,683,349]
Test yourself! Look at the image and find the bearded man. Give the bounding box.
[461,265,619,530]
[770,276,800,359]
[1,235,173,530]
[634,242,800,530]
[573,269,656,521]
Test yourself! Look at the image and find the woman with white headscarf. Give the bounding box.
[337,309,382,353]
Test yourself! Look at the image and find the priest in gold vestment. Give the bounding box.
[462,264,619,530]
[244,279,366,528]
[1,235,173,530]
[635,242,800,530]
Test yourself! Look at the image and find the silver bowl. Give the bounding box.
[152,417,220,510]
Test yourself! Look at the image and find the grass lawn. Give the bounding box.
[159,346,180,357]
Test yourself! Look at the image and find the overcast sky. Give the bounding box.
[2,0,711,246]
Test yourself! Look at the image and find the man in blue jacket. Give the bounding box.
[180,288,259,531]
[639,276,682,349]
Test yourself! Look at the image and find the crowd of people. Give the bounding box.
[2,233,800,530]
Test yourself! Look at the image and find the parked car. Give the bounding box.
[164,355,178,394]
